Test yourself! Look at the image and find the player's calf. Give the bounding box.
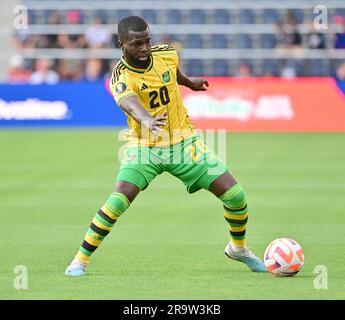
[64,192,130,276]
[219,183,267,272]
[220,183,248,249]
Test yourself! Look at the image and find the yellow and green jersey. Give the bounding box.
[109,44,195,147]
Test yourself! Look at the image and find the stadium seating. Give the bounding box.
[142,10,158,24]
[262,59,281,76]
[188,10,207,24]
[260,34,278,49]
[288,9,304,24]
[166,10,183,24]
[212,60,230,77]
[307,59,330,77]
[239,9,256,24]
[185,34,204,48]
[262,9,281,24]
[213,10,231,24]
[235,34,253,49]
[13,1,345,77]
[210,35,229,49]
[185,59,204,76]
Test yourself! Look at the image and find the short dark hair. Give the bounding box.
[118,16,149,41]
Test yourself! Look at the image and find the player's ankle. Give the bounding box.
[73,257,88,268]
[230,241,246,252]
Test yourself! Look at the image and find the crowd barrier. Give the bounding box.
[1,78,344,131]
[181,77,345,132]
[0,81,126,127]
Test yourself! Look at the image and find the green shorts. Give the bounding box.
[116,135,229,193]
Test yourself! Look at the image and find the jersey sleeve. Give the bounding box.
[109,73,137,106]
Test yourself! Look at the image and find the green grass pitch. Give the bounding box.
[0,130,344,299]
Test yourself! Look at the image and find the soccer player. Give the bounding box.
[65,16,267,276]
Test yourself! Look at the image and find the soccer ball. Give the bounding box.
[264,238,304,277]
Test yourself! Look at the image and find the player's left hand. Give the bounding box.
[189,78,209,91]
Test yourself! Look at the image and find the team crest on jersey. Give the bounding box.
[162,71,170,83]
[116,82,127,94]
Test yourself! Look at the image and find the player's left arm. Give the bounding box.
[176,66,209,91]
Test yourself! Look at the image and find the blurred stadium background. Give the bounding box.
[1,0,345,300]
[3,0,345,81]
[1,0,345,129]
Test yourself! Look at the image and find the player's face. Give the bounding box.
[120,29,152,69]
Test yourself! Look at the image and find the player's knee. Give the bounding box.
[103,192,131,217]
[114,181,140,203]
[219,182,247,210]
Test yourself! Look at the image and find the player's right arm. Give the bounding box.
[110,72,167,135]
[120,95,167,135]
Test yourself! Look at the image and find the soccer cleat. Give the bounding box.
[224,243,267,273]
[64,258,87,276]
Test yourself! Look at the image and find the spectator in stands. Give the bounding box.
[65,10,87,48]
[281,65,297,78]
[56,34,74,49]
[7,54,31,84]
[280,59,302,78]
[333,61,345,95]
[12,32,36,50]
[29,58,60,84]
[46,11,64,48]
[333,16,345,49]
[54,31,86,81]
[334,61,345,82]
[57,58,84,81]
[47,10,63,25]
[307,22,326,49]
[235,63,252,78]
[276,10,303,48]
[35,35,52,49]
[83,59,105,82]
[85,16,112,48]
[56,33,86,51]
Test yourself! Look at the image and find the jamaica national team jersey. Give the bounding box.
[109,44,195,147]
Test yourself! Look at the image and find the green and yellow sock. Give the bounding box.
[75,192,130,265]
[220,183,248,248]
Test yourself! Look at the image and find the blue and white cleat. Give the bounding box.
[224,243,267,273]
[64,259,86,277]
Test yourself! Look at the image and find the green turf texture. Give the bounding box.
[0,130,344,300]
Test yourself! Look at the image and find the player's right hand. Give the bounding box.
[149,111,168,135]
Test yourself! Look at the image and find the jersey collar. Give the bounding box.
[121,55,153,74]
